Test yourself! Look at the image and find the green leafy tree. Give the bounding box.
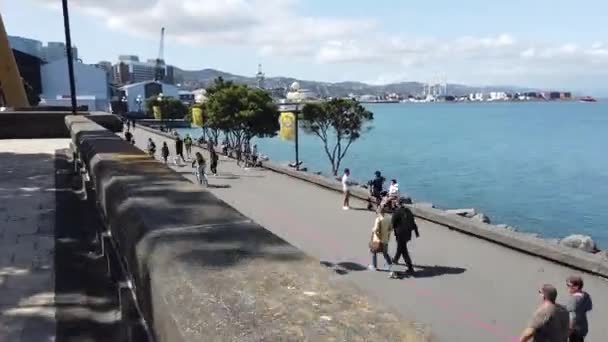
[145,96,187,120]
[301,99,373,176]
[204,82,279,148]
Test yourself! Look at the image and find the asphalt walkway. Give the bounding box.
[132,127,607,342]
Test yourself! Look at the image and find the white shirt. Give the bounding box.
[388,183,399,196]
[342,174,350,191]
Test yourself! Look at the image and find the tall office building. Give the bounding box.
[111,55,175,85]
[44,41,78,62]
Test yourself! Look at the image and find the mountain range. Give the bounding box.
[173,67,534,97]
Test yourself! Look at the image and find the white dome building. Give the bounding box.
[286,81,317,102]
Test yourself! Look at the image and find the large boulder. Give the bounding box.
[413,202,435,209]
[472,213,491,224]
[446,208,476,218]
[559,235,596,253]
[495,224,517,232]
[400,196,413,204]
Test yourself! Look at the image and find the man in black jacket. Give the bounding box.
[391,203,420,276]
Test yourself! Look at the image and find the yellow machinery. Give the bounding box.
[0,12,28,107]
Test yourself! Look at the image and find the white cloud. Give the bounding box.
[34,0,608,89]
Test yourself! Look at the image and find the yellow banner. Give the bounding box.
[192,107,203,127]
[279,112,295,141]
[152,105,162,120]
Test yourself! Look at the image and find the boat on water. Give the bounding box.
[579,96,597,103]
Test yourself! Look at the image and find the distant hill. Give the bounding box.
[173,67,535,97]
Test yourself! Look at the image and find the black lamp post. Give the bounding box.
[136,95,143,113]
[294,103,300,171]
[61,0,77,115]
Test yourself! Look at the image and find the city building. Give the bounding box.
[118,80,179,112]
[9,35,78,62]
[45,41,78,62]
[40,58,109,111]
[489,92,508,101]
[285,82,318,102]
[178,90,195,104]
[8,35,43,59]
[111,56,175,85]
[12,49,43,103]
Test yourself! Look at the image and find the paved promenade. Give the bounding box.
[0,139,121,341]
[132,127,607,342]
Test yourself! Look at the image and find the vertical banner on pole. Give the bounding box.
[279,112,295,141]
[153,105,162,120]
[192,107,203,127]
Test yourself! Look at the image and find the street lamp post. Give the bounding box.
[294,103,300,171]
[61,0,77,115]
[121,95,128,113]
[136,95,143,113]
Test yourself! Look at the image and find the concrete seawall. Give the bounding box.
[66,116,427,341]
[0,111,122,139]
[135,123,608,279]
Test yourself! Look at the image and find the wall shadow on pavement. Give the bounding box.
[53,150,124,341]
[0,151,61,342]
[0,150,122,341]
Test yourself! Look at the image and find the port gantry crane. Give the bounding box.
[154,27,165,82]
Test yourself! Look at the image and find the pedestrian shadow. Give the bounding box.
[391,264,467,279]
[320,261,368,275]
[208,184,231,189]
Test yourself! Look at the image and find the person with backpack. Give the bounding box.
[161,142,170,164]
[192,152,208,186]
[390,201,420,278]
[184,134,193,160]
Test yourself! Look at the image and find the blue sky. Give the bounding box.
[4,0,608,94]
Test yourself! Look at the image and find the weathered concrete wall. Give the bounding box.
[0,112,122,139]
[65,116,426,342]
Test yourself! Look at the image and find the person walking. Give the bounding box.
[341,168,351,210]
[210,148,219,176]
[184,134,193,159]
[520,284,570,342]
[390,202,420,277]
[251,144,258,166]
[124,130,133,143]
[367,170,386,210]
[192,152,208,186]
[147,138,156,157]
[131,119,136,130]
[161,142,170,164]
[565,276,593,342]
[175,136,186,165]
[368,208,393,272]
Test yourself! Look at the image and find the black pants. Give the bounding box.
[569,332,585,342]
[210,162,217,175]
[393,239,414,269]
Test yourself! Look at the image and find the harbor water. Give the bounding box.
[178,101,608,247]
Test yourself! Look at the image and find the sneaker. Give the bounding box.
[389,272,399,279]
[367,265,376,271]
[342,206,349,211]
